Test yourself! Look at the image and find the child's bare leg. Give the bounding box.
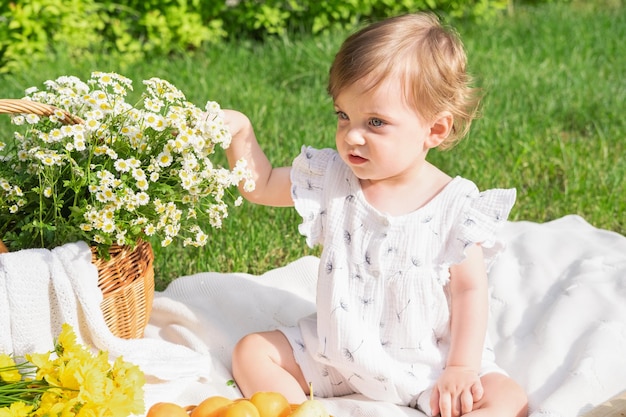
[468,373,528,417]
[232,330,309,403]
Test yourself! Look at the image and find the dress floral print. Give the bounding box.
[282,146,516,405]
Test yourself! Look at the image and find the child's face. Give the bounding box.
[333,77,438,185]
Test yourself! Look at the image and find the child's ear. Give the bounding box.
[425,112,453,149]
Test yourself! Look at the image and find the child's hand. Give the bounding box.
[430,366,483,417]
[221,109,250,139]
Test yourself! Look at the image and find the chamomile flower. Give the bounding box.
[136,192,150,206]
[144,224,156,236]
[156,151,173,167]
[114,159,131,172]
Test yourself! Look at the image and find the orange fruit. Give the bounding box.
[219,399,261,417]
[191,396,233,417]
[146,402,189,417]
[250,392,291,417]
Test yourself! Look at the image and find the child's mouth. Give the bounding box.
[348,154,367,165]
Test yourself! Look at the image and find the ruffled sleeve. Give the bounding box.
[290,146,337,248]
[440,186,516,282]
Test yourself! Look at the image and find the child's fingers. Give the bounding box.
[430,385,441,416]
[436,391,453,417]
[471,380,484,402]
[461,389,474,414]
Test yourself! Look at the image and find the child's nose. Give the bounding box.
[344,127,365,145]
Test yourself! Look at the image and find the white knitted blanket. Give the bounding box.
[0,240,210,383]
[142,215,626,417]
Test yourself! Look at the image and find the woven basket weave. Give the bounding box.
[91,240,155,339]
[0,98,155,339]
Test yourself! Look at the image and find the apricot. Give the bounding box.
[250,391,291,417]
[191,395,233,417]
[146,402,189,417]
[219,399,261,417]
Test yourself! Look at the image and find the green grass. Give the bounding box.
[1,2,624,289]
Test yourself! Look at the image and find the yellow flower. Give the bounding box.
[106,357,146,417]
[0,354,21,382]
[55,323,81,356]
[0,402,34,417]
[4,324,145,416]
[25,352,54,382]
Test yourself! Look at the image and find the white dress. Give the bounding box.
[281,146,516,405]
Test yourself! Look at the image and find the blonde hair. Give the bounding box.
[327,13,481,149]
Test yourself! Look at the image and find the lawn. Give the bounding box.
[0,2,624,289]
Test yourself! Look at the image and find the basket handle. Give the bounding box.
[0,98,83,124]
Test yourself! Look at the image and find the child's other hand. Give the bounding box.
[430,366,483,417]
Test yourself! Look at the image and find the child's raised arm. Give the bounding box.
[223,109,294,207]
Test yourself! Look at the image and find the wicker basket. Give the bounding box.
[91,240,155,339]
[0,98,155,339]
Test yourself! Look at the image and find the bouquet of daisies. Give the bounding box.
[0,72,253,252]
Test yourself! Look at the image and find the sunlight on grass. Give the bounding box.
[1,3,624,287]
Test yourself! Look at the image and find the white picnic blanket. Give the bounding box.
[1,214,625,417]
[142,215,626,417]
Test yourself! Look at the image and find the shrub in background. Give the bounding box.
[0,0,226,74]
[0,0,521,74]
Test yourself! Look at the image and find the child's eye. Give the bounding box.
[369,118,385,127]
[335,110,348,120]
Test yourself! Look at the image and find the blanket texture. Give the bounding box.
[142,215,626,417]
[0,241,210,383]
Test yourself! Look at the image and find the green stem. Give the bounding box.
[37,171,45,248]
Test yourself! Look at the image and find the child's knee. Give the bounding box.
[478,373,528,416]
[233,331,285,366]
[232,332,262,364]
